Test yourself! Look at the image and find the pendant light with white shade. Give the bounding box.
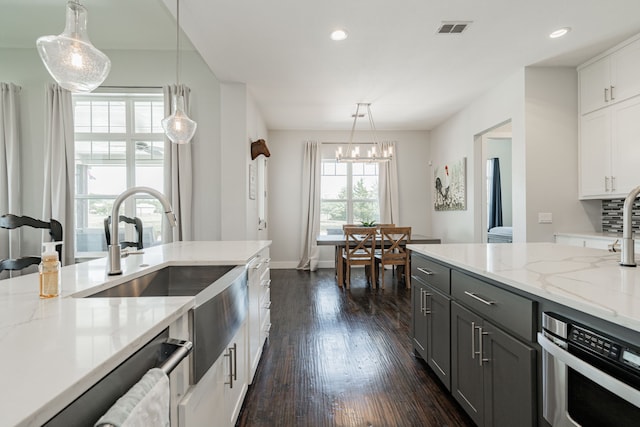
[36,0,111,93]
[162,0,197,145]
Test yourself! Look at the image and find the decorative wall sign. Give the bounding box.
[249,164,256,200]
[434,157,466,211]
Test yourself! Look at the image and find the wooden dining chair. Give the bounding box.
[342,226,377,289]
[104,215,144,250]
[0,214,63,273]
[375,226,412,289]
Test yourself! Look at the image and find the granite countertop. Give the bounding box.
[407,242,640,333]
[0,240,271,427]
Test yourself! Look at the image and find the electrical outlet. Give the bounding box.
[538,212,553,224]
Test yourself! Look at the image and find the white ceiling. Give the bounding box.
[3,0,640,131]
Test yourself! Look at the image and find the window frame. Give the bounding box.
[319,144,380,235]
[73,90,165,259]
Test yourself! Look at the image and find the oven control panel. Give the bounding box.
[569,325,622,362]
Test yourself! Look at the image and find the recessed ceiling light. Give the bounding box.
[330,29,348,41]
[549,27,571,39]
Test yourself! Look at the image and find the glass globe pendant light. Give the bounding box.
[162,93,197,144]
[162,0,197,144]
[36,0,111,93]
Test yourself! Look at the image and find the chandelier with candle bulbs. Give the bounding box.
[336,103,392,163]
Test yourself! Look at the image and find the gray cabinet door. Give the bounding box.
[482,321,535,427]
[451,301,484,427]
[427,286,451,391]
[412,281,429,359]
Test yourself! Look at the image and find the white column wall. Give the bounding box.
[430,66,599,243]
[523,67,601,241]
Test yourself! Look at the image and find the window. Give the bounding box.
[73,91,165,257]
[320,145,380,235]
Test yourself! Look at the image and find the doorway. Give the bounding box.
[477,121,512,243]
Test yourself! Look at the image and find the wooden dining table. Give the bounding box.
[316,233,441,286]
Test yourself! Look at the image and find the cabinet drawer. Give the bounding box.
[451,270,534,341]
[411,255,450,294]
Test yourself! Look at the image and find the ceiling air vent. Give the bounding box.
[437,21,472,34]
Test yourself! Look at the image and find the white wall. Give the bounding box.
[0,47,224,256]
[219,83,269,240]
[430,66,599,243]
[267,130,431,268]
[430,70,525,243]
[523,67,601,240]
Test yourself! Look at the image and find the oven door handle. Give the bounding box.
[538,332,640,408]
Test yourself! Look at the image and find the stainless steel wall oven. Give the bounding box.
[538,312,640,426]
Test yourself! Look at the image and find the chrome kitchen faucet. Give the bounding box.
[107,187,177,275]
[620,185,640,267]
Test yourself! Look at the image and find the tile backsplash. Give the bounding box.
[602,199,640,233]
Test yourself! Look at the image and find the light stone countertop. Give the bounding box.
[0,240,271,427]
[407,242,640,333]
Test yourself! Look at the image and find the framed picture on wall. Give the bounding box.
[434,157,466,211]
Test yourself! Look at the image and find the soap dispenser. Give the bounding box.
[39,241,61,298]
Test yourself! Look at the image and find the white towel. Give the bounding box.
[95,368,170,427]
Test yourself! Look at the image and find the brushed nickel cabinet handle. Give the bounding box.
[417,267,434,275]
[232,343,237,381]
[464,291,495,306]
[611,176,616,192]
[604,87,609,102]
[610,85,615,100]
[471,321,476,359]
[478,327,484,366]
[224,347,234,388]
[425,292,432,315]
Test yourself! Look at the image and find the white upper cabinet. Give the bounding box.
[580,56,611,114]
[580,96,640,198]
[579,36,640,115]
[578,34,640,199]
[611,39,640,106]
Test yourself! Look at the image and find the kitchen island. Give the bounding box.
[408,242,640,427]
[408,242,640,332]
[0,240,270,427]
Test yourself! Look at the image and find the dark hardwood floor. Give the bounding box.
[236,268,475,427]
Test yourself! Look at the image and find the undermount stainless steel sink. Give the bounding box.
[85,265,236,298]
[85,264,248,384]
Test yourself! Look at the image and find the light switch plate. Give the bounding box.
[538,212,553,224]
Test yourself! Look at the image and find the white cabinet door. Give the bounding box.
[178,353,226,427]
[247,248,270,384]
[611,96,640,195]
[580,56,611,114]
[611,38,640,105]
[579,108,611,198]
[178,321,248,427]
[225,322,248,427]
[247,255,262,384]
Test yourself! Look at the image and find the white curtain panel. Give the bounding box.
[162,84,193,242]
[297,141,321,271]
[0,83,22,277]
[378,141,399,224]
[42,83,75,265]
